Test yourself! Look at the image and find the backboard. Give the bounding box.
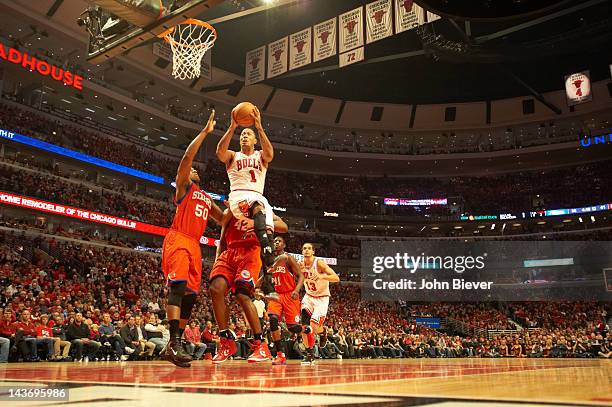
[82,0,224,64]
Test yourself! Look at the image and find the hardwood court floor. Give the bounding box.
[0,358,610,406]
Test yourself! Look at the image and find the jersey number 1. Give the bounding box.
[249,170,257,183]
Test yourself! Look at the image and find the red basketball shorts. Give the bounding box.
[267,292,301,325]
[210,245,261,294]
[162,230,202,294]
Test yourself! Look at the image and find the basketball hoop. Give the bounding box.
[159,18,217,80]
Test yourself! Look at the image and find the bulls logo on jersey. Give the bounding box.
[240,270,252,280]
[227,151,267,194]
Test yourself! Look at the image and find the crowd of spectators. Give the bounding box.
[0,164,174,227]
[0,228,609,364]
[2,100,612,220]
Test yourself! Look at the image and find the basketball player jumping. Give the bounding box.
[300,242,340,365]
[216,105,276,269]
[162,110,223,368]
[265,236,304,365]
[209,210,288,364]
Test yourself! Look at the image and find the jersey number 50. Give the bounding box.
[195,204,209,220]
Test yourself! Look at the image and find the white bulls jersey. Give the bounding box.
[301,257,330,297]
[227,150,267,194]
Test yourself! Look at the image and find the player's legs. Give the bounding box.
[267,299,283,356]
[300,308,316,364]
[162,237,193,367]
[234,287,262,336]
[164,281,193,367]
[273,294,301,364]
[209,275,239,364]
[209,250,241,364]
[234,285,270,363]
[180,250,202,339]
[233,248,270,362]
[251,202,275,268]
[209,275,231,332]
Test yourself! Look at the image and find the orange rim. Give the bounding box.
[158,18,217,49]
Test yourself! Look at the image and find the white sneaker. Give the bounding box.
[120,355,129,361]
[84,356,89,362]
[106,355,110,361]
[337,354,342,359]
[125,347,135,354]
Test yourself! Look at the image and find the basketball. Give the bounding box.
[232,102,256,127]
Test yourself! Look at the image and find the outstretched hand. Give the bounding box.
[250,106,262,129]
[204,109,216,133]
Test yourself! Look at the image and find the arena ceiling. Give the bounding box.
[202,0,612,104]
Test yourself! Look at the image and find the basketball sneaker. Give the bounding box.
[212,337,237,364]
[163,339,193,367]
[272,351,286,365]
[247,340,271,363]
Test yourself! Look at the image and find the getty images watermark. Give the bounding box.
[361,241,612,302]
[372,252,490,291]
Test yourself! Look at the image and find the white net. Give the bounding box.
[164,20,216,80]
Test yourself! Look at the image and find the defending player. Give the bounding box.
[162,110,222,368]
[216,104,276,268]
[208,210,288,364]
[300,242,340,365]
[265,236,304,365]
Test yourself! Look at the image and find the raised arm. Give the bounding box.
[215,209,232,260]
[318,259,340,283]
[287,254,304,299]
[216,113,238,165]
[252,107,273,164]
[208,200,224,225]
[176,110,216,200]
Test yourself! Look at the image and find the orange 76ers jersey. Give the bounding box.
[224,216,259,247]
[170,183,212,240]
[272,253,296,294]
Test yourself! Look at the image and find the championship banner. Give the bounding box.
[245,45,266,86]
[0,191,219,247]
[313,17,337,62]
[426,10,441,23]
[289,27,312,71]
[339,6,364,53]
[153,42,211,80]
[267,37,289,79]
[366,0,393,44]
[565,71,592,106]
[394,0,425,34]
[339,46,364,68]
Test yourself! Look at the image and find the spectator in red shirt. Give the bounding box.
[15,310,53,361]
[35,314,65,361]
[201,321,219,356]
[0,309,11,363]
[183,320,206,360]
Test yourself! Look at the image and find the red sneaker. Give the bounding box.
[248,341,271,363]
[212,338,237,364]
[272,351,286,365]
